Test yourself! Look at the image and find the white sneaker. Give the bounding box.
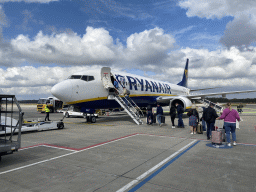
[227,143,231,147]
[191,132,194,135]
[233,142,237,146]
[172,126,175,129]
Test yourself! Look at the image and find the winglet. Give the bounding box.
[177,58,189,88]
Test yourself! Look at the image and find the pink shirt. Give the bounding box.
[219,108,240,123]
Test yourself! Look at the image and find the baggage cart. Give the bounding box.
[0,95,23,161]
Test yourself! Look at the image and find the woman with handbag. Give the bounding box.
[187,105,199,134]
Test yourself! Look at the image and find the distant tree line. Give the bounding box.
[18,100,38,104]
[204,97,256,104]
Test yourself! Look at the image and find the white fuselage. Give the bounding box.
[51,69,190,110]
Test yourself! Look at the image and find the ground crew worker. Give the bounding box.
[45,104,51,121]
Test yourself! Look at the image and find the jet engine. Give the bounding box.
[169,96,192,110]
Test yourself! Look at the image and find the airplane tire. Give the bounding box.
[90,116,96,123]
[65,112,70,118]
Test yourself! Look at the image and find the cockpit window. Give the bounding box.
[69,75,82,79]
[81,76,88,81]
[68,75,94,81]
[88,76,94,81]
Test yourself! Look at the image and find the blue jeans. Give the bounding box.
[224,122,236,143]
[178,113,184,127]
[157,114,162,124]
[202,120,206,131]
[206,122,215,138]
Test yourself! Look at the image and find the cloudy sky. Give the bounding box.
[0,0,256,100]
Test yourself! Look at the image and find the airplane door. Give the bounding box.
[101,67,114,89]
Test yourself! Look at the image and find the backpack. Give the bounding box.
[187,110,192,117]
[204,108,212,122]
[180,106,184,113]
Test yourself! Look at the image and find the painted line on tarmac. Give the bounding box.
[116,139,199,192]
[0,133,138,175]
[19,143,78,152]
[0,151,80,176]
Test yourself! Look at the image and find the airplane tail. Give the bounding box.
[177,58,189,88]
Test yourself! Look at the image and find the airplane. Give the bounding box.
[51,59,256,123]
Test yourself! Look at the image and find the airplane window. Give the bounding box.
[81,76,88,81]
[88,76,94,81]
[69,75,82,79]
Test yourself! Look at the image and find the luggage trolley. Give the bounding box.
[0,95,23,161]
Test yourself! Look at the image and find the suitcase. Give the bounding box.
[197,123,203,134]
[216,120,225,142]
[153,114,156,124]
[211,130,222,145]
[160,115,165,124]
[218,128,226,142]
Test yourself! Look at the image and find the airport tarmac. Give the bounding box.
[0,104,255,192]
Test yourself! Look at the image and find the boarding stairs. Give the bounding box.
[114,95,143,125]
[101,67,144,125]
[197,98,223,112]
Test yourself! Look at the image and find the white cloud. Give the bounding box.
[11,27,120,64]
[219,15,256,48]
[125,27,175,64]
[0,26,255,99]
[179,0,256,48]
[1,45,256,99]
[178,0,256,19]
[139,46,256,91]
[0,0,59,3]
[10,27,175,66]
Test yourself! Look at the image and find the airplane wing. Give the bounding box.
[186,90,256,99]
[189,87,221,92]
[157,90,256,102]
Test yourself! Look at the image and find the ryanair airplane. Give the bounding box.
[51,59,256,117]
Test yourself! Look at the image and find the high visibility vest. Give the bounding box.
[45,105,50,113]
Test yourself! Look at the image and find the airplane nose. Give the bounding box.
[51,80,73,102]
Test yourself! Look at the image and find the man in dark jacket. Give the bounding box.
[146,104,153,125]
[169,105,176,128]
[156,103,163,126]
[176,103,184,128]
[202,103,218,140]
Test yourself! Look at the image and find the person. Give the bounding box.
[176,103,184,128]
[45,104,51,121]
[187,105,199,134]
[202,103,218,140]
[169,105,176,128]
[216,102,240,147]
[156,103,163,127]
[237,103,243,114]
[113,79,119,95]
[123,88,131,105]
[199,106,206,131]
[146,104,153,125]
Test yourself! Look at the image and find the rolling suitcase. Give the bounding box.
[211,129,222,145]
[160,115,165,124]
[218,128,226,142]
[197,123,203,134]
[216,120,226,142]
[153,114,156,124]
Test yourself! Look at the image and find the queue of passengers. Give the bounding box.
[146,102,241,147]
